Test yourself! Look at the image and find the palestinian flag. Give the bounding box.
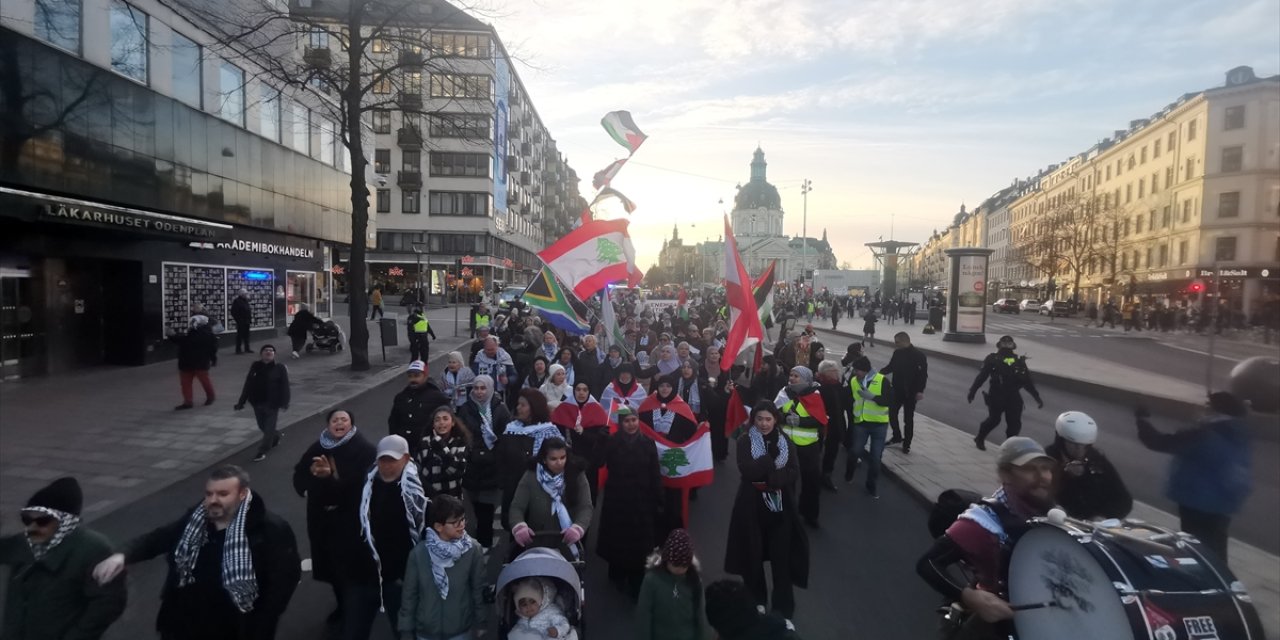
[523,267,591,335]
[753,259,776,328]
[589,187,637,215]
[592,158,628,190]
[600,111,647,155]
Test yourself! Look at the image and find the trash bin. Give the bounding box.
[928,306,944,330]
[379,317,398,346]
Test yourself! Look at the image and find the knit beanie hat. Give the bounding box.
[26,477,83,515]
[790,366,813,384]
[661,528,694,568]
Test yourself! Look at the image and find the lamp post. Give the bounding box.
[410,241,428,308]
[800,179,812,289]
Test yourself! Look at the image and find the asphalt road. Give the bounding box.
[84,358,943,640]
[814,327,1280,556]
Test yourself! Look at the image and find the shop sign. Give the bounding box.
[1145,272,1169,281]
[215,239,315,259]
[1196,267,1266,279]
[40,203,221,239]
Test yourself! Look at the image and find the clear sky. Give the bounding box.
[483,0,1279,270]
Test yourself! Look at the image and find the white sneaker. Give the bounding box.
[291,351,300,359]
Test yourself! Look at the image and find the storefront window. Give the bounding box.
[286,271,317,321]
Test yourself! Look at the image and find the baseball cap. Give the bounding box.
[998,436,1052,467]
[376,435,410,459]
[407,360,426,373]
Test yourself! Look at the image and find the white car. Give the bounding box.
[1018,299,1041,312]
[1039,300,1073,317]
[497,286,526,309]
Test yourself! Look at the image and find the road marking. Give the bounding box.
[1160,343,1239,361]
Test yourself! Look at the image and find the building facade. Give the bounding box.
[1,0,356,378]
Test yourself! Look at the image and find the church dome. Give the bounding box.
[735,147,782,210]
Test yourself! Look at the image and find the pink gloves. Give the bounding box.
[512,523,534,547]
[562,524,584,545]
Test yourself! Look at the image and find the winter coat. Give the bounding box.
[397,539,487,638]
[287,309,320,339]
[636,564,705,640]
[0,528,127,640]
[122,493,301,640]
[456,397,511,493]
[440,366,476,407]
[1137,414,1252,516]
[723,430,809,590]
[237,361,290,410]
[1045,439,1133,521]
[495,423,563,529]
[172,326,218,371]
[291,431,378,584]
[387,381,451,457]
[595,430,663,570]
[417,430,470,498]
[575,350,603,396]
[968,351,1041,405]
[879,345,928,397]
[862,313,878,334]
[507,462,593,535]
[231,297,252,325]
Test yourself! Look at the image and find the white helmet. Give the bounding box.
[1055,411,1097,445]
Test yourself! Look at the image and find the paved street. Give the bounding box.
[814,327,1280,555]
[76,364,941,640]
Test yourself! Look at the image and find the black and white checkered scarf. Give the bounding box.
[24,507,79,561]
[173,491,258,613]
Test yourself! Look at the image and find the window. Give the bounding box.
[1124,217,1131,236]
[429,233,489,254]
[1182,199,1192,223]
[34,0,81,52]
[1140,147,1147,164]
[1215,237,1236,261]
[399,29,422,53]
[1128,155,1136,170]
[218,60,245,126]
[1145,248,1152,269]
[1148,211,1155,231]
[1221,146,1243,173]
[429,74,491,100]
[1188,119,1197,141]
[1185,158,1194,180]
[371,109,392,134]
[429,192,489,216]
[428,114,490,139]
[1224,106,1244,130]
[371,37,389,53]
[1168,131,1176,150]
[1125,184,1132,203]
[1138,179,1145,199]
[171,31,201,108]
[1165,167,1174,188]
[1151,172,1159,194]
[373,149,390,174]
[373,76,391,94]
[430,152,490,177]
[1178,240,1188,265]
[1136,213,1144,233]
[1161,206,1170,228]
[1153,139,1161,158]
[289,101,309,154]
[308,28,328,49]
[1105,166,1111,180]
[1133,250,1141,269]
[431,32,491,58]
[1218,192,1240,218]
[404,70,422,94]
[376,231,425,251]
[318,116,335,166]
[1121,254,1129,270]
[259,88,280,142]
[402,190,421,213]
[376,189,390,213]
[1116,159,1123,176]
[1157,245,1168,267]
[110,1,148,82]
[401,150,420,171]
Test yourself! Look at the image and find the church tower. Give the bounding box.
[731,146,785,238]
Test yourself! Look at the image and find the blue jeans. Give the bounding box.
[848,422,888,490]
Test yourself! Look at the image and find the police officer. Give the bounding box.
[405,306,436,362]
[472,304,491,339]
[967,335,1043,450]
[773,366,828,528]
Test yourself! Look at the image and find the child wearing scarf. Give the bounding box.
[398,495,488,640]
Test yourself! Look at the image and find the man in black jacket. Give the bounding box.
[880,332,928,454]
[235,345,291,462]
[231,289,253,354]
[92,466,300,640]
[387,360,450,457]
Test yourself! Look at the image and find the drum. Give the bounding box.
[1008,518,1265,640]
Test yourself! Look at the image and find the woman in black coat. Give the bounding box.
[286,304,322,358]
[290,409,377,630]
[455,375,510,549]
[724,401,808,620]
[595,407,663,597]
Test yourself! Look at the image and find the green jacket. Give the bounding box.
[397,538,487,638]
[635,566,705,640]
[507,470,593,533]
[0,529,127,640]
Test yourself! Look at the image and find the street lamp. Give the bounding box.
[411,241,428,306]
[800,179,813,288]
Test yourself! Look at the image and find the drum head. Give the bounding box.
[1009,525,1135,640]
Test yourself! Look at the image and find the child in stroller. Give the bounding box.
[306,319,345,353]
[496,546,584,640]
[512,577,571,639]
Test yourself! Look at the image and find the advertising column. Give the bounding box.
[944,247,994,343]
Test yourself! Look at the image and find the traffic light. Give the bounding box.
[1189,279,1205,294]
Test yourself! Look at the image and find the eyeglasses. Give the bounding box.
[444,517,466,527]
[21,514,55,527]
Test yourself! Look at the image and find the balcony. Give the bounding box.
[303,47,331,69]
[396,92,422,111]
[399,50,423,66]
[519,171,531,186]
[397,170,422,187]
[396,127,423,148]
[520,142,531,156]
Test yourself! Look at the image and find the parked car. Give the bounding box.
[992,298,1020,314]
[1039,300,1074,317]
[497,286,526,309]
[1018,299,1042,312]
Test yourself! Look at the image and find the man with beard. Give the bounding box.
[388,360,450,458]
[595,407,663,597]
[880,331,928,454]
[773,366,828,529]
[915,437,1057,640]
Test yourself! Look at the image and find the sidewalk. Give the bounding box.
[0,307,473,522]
[881,414,1280,639]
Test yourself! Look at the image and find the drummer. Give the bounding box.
[915,437,1057,640]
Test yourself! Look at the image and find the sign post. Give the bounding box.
[943,247,995,343]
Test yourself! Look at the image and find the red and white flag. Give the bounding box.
[721,215,765,364]
[539,218,643,299]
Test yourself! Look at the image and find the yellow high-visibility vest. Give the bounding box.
[780,398,821,446]
[852,373,889,424]
[475,313,491,329]
[412,316,429,334]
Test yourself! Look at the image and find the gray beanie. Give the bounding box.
[791,366,814,384]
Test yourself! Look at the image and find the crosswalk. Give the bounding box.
[984,316,1111,339]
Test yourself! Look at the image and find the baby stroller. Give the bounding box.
[496,539,586,639]
[306,319,345,354]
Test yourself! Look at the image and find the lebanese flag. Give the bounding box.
[593,158,628,189]
[640,421,714,489]
[600,111,648,155]
[724,386,750,437]
[721,215,765,364]
[539,218,643,299]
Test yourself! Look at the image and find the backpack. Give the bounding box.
[927,488,984,539]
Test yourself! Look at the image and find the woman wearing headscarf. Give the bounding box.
[508,437,592,559]
[440,352,476,408]
[551,381,611,503]
[656,344,681,377]
[639,375,700,535]
[540,331,560,362]
[724,402,808,620]
[595,345,626,398]
[292,409,377,635]
[600,363,649,423]
[497,390,564,531]
[456,375,510,550]
[699,347,731,463]
[675,360,706,421]
[596,406,663,597]
[540,363,572,410]
[554,347,577,387]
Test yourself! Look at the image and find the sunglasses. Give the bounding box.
[21,514,55,527]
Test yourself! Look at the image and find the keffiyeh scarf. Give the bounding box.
[24,507,79,561]
[476,401,497,450]
[319,426,358,450]
[504,421,562,458]
[536,464,577,558]
[957,487,1012,544]
[749,429,790,513]
[173,492,258,612]
[423,528,473,599]
[360,463,428,552]
[678,376,701,413]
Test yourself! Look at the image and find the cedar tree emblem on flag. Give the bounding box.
[596,238,623,264]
